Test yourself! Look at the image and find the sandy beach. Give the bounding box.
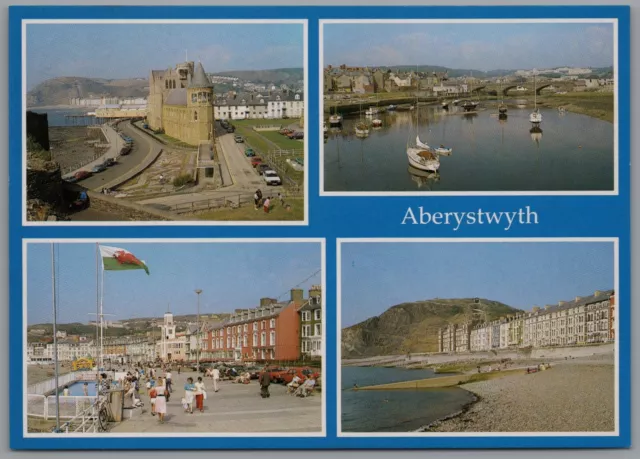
[427,354,615,432]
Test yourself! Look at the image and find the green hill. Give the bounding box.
[342,298,522,358]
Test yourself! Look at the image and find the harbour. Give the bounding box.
[324,102,614,192]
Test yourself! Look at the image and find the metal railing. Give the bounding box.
[27,370,98,395]
[27,394,97,420]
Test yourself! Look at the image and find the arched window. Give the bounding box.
[165,80,168,89]
[194,110,198,121]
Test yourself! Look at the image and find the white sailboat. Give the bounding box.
[328,104,342,126]
[406,96,440,172]
[355,100,370,137]
[529,70,543,124]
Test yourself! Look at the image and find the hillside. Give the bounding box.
[27,68,304,107]
[27,77,149,107]
[342,298,522,358]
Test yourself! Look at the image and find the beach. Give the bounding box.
[427,354,615,432]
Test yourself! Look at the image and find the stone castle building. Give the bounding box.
[148,61,215,146]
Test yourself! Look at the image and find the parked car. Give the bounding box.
[280,367,320,385]
[257,163,271,175]
[74,170,92,180]
[226,126,235,133]
[92,164,107,173]
[142,123,149,129]
[267,367,288,383]
[234,135,244,143]
[250,157,263,167]
[244,148,255,157]
[63,175,79,183]
[263,170,282,186]
[69,191,90,210]
[103,158,116,167]
[292,132,304,140]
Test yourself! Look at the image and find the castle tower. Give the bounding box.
[163,311,176,340]
[187,62,215,143]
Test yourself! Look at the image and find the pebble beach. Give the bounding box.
[428,354,615,432]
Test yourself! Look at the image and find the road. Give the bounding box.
[77,123,153,191]
[109,371,322,433]
[136,132,269,209]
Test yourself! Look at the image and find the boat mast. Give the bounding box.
[51,243,60,431]
[95,244,99,372]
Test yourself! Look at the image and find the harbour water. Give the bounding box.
[28,108,102,127]
[324,105,614,192]
[341,366,475,432]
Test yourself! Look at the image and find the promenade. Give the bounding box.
[110,371,322,433]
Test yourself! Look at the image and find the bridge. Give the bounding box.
[501,81,575,96]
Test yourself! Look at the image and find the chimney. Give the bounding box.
[290,289,304,303]
[558,301,566,306]
[575,296,582,302]
[594,290,603,297]
[260,298,276,307]
[309,285,322,299]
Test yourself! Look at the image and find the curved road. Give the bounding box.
[78,122,154,190]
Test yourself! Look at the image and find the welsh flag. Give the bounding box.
[99,245,150,275]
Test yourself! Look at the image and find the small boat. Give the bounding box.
[372,118,382,127]
[323,121,328,133]
[529,71,542,124]
[452,99,460,106]
[355,122,370,137]
[441,101,449,110]
[365,107,379,116]
[329,114,342,126]
[407,147,440,172]
[387,104,397,111]
[416,135,452,156]
[461,100,478,112]
[498,104,508,114]
[558,107,566,114]
[397,104,415,111]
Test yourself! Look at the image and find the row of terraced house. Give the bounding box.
[438,289,615,353]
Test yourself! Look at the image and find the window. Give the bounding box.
[244,324,248,332]
[261,332,266,346]
[270,318,276,328]
[270,331,275,345]
[262,320,266,329]
[302,325,310,337]
[253,333,257,346]
[315,324,321,336]
[314,309,321,321]
[193,110,198,121]
[243,335,247,347]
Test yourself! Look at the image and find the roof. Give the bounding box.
[189,62,213,89]
[165,88,187,106]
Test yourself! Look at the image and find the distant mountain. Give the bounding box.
[214,67,303,86]
[27,68,304,107]
[27,77,149,107]
[342,298,522,358]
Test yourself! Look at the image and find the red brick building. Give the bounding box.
[202,289,308,362]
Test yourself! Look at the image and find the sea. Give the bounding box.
[324,104,614,192]
[341,366,475,433]
[28,107,102,127]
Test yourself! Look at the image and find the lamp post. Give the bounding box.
[195,289,202,371]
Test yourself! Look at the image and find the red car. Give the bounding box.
[280,367,320,384]
[250,157,263,168]
[74,170,92,180]
[266,367,287,382]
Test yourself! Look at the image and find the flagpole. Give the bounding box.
[51,243,60,431]
[100,262,105,370]
[96,244,100,374]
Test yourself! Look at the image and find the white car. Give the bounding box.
[263,170,282,186]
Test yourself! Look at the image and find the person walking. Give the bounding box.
[183,377,195,414]
[263,197,271,213]
[165,369,173,393]
[83,382,89,397]
[154,377,167,423]
[259,366,271,399]
[212,367,220,393]
[194,377,206,412]
[147,376,157,416]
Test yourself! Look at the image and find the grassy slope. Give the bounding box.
[196,197,304,221]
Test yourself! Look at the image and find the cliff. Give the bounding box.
[342,298,522,358]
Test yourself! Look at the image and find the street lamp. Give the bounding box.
[195,289,202,371]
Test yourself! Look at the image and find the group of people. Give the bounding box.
[253,189,286,213]
[286,374,317,397]
[181,377,207,414]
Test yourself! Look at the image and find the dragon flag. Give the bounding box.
[99,245,150,275]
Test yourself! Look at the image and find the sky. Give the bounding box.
[27,242,321,325]
[341,242,614,328]
[324,22,614,71]
[26,23,304,89]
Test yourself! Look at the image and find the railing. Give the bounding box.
[267,148,304,157]
[252,125,283,132]
[171,192,255,213]
[27,394,96,420]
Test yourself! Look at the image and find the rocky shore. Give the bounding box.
[427,354,615,432]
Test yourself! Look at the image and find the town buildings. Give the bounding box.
[300,285,323,360]
[214,91,304,120]
[438,290,615,353]
[203,287,323,363]
[147,61,215,146]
